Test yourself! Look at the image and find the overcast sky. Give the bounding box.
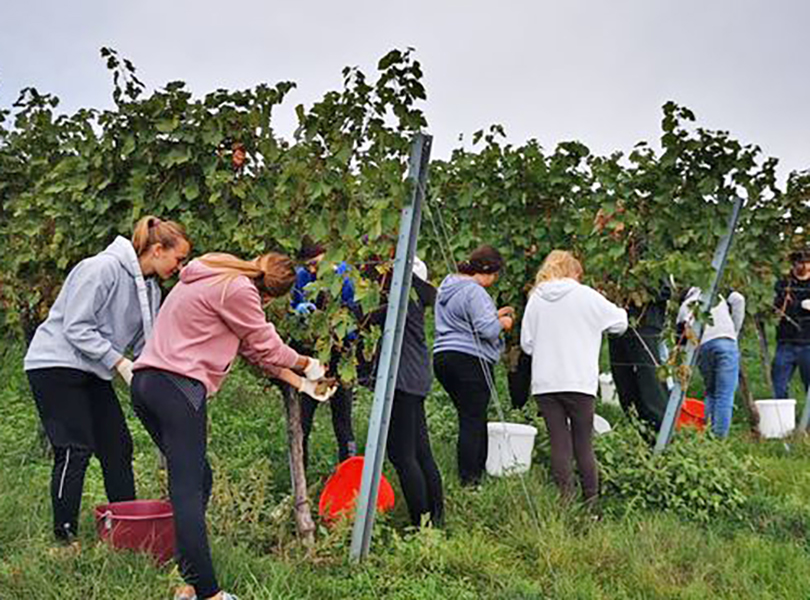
[1,1,808,180]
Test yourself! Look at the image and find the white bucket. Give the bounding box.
[486,422,537,477]
[755,399,796,439]
[593,414,612,435]
[598,373,619,406]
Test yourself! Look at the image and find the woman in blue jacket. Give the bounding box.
[433,245,514,486]
[291,239,360,465]
[24,216,190,543]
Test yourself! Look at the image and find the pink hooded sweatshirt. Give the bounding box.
[133,259,300,396]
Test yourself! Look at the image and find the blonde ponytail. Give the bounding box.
[199,252,296,303]
[132,215,191,256]
[533,250,583,290]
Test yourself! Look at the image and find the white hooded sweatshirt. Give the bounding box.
[520,278,628,396]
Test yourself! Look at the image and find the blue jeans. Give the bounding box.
[772,343,810,399]
[696,338,740,438]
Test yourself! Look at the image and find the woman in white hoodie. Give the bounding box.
[676,287,745,438]
[520,250,627,503]
[24,216,191,543]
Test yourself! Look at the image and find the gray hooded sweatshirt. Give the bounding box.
[24,236,161,380]
[433,274,503,364]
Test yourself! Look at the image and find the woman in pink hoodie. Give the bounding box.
[132,252,333,600]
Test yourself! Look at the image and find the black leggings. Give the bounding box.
[608,332,668,432]
[131,369,218,600]
[536,392,598,502]
[300,385,356,466]
[386,391,444,527]
[433,351,493,486]
[27,367,135,541]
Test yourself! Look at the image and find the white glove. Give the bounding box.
[303,357,326,381]
[115,358,134,386]
[299,378,337,402]
[802,299,810,311]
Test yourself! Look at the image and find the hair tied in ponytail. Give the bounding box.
[132,215,189,257]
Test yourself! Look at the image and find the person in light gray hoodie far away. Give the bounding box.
[433,245,515,486]
[521,250,627,505]
[24,216,191,544]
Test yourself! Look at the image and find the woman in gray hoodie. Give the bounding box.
[24,216,190,543]
[433,245,514,486]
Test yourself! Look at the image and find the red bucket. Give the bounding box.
[677,398,706,431]
[318,456,395,523]
[94,500,175,563]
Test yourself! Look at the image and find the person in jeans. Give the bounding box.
[24,216,191,544]
[433,245,514,486]
[677,287,745,438]
[772,248,810,399]
[132,252,334,600]
[521,250,627,504]
[369,257,444,527]
[290,238,359,465]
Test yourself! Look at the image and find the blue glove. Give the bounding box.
[294,302,317,316]
[335,261,350,276]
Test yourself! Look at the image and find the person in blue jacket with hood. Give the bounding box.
[291,238,361,465]
[24,216,191,544]
[433,245,514,486]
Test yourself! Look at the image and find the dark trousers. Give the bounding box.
[300,385,356,466]
[608,331,668,431]
[386,391,444,527]
[434,351,493,486]
[131,369,218,600]
[536,392,598,502]
[27,367,135,541]
[772,343,810,399]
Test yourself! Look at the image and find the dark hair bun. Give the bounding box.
[299,236,326,261]
[790,248,810,263]
[458,244,503,275]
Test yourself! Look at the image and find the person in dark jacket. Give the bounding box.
[433,245,514,486]
[772,248,810,399]
[24,216,191,543]
[369,257,444,527]
[608,282,671,432]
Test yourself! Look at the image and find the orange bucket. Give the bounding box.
[676,398,706,431]
[318,456,395,523]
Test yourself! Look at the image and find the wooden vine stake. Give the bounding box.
[282,384,315,545]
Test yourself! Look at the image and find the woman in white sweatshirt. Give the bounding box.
[676,287,745,438]
[520,250,627,503]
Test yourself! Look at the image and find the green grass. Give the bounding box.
[3,337,810,599]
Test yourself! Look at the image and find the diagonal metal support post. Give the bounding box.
[654,195,744,453]
[350,133,432,561]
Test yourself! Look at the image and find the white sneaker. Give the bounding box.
[173,587,196,600]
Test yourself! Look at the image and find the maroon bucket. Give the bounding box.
[94,500,175,563]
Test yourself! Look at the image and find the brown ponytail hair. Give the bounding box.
[457,245,504,276]
[199,252,296,303]
[132,215,191,256]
